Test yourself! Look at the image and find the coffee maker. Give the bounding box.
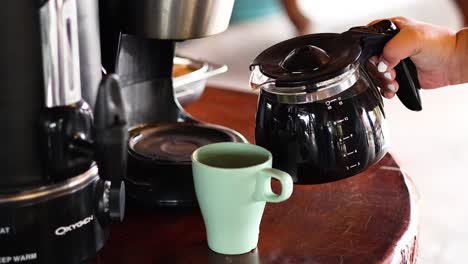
[99,0,247,207]
[0,0,127,263]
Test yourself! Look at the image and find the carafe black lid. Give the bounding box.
[251,20,422,111]
[250,33,362,88]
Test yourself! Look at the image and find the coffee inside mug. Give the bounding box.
[194,143,270,169]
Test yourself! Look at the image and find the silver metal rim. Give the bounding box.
[126,0,234,40]
[0,166,98,205]
[261,67,360,104]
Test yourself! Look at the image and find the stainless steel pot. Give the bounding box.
[125,0,235,40]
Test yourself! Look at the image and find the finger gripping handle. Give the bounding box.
[348,20,422,111]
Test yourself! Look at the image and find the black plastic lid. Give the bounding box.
[251,20,422,111]
[251,33,361,88]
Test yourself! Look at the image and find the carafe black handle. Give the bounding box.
[347,20,422,111]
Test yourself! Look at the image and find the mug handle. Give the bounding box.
[255,168,293,203]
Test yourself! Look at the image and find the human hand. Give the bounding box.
[367,17,461,99]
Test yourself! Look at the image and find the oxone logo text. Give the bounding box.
[54,215,94,236]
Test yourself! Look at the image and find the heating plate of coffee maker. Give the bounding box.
[129,123,242,163]
[125,122,246,207]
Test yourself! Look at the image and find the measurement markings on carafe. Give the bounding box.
[343,149,358,158]
[346,162,361,171]
[324,94,363,172]
[325,97,343,110]
[329,113,361,171]
[339,133,353,142]
[333,117,348,125]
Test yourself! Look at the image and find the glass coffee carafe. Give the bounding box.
[250,20,422,184]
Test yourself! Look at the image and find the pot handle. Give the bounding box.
[347,20,422,111]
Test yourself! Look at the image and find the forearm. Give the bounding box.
[280,0,309,31]
[451,28,468,85]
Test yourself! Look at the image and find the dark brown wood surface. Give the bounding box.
[92,87,419,264]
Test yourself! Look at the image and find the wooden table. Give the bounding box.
[92,87,419,264]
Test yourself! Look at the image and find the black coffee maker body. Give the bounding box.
[99,0,246,207]
[0,1,127,263]
[252,21,422,184]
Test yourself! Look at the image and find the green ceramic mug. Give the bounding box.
[192,142,293,255]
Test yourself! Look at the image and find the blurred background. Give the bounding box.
[178,0,468,263]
